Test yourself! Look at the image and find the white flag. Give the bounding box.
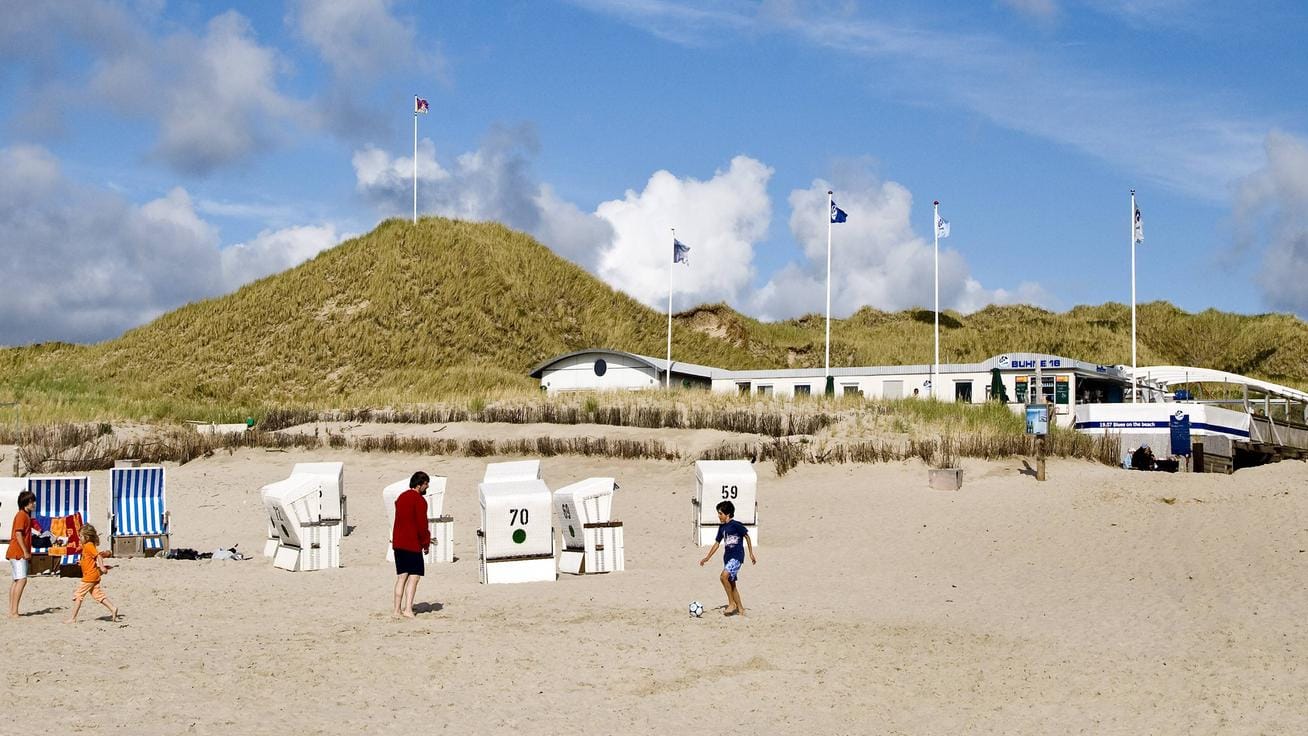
[935,213,950,239]
[1133,203,1144,244]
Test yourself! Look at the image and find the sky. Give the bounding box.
[2,0,1307,346]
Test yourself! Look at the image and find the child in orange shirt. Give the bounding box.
[66,524,118,623]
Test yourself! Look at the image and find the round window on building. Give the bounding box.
[594,358,607,377]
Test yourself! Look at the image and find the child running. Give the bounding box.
[698,500,756,616]
[66,524,118,623]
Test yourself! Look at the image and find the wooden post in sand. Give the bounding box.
[1035,435,1046,481]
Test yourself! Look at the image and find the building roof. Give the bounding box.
[527,349,719,379]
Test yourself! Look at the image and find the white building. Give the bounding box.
[529,349,1133,426]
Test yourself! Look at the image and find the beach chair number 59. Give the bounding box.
[510,508,529,525]
[721,485,738,500]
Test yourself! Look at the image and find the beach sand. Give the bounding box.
[3,435,1307,734]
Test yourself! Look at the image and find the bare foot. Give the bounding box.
[724,607,739,616]
[65,618,77,624]
[7,613,18,619]
[401,610,416,619]
[110,608,119,622]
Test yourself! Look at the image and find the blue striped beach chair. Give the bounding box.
[110,465,170,557]
[28,475,90,572]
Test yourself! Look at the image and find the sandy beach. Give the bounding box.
[4,429,1307,735]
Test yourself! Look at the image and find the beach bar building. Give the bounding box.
[531,349,1131,428]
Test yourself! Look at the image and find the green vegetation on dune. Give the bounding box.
[2,216,1306,421]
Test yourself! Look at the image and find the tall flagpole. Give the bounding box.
[667,228,675,390]
[413,103,419,225]
[825,190,833,384]
[1130,189,1137,403]
[933,200,940,401]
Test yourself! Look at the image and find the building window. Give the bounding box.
[954,381,973,403]
[842,385,861,397]
[757,385,773,396]
[794,385,811,396]
[737,382,751,395]
[593,358,607,377]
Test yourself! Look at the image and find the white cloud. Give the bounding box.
[289,0,439,79]
[221,225,344,289]
[351,128,614,270]
[1234,131,1308,316]
[288,0,448,140]
[749,176,1050,320]
[0,146,341,346]
[594,156,773,308]
[3,3,299,175]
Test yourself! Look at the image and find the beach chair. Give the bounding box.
[27,475,90,576]
[260,463,345,572]
[109,465,170,557]
[693,460,759,546]
[0,477,27,543]
[553,477,624,575]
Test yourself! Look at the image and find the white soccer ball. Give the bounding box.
[688,600,704,618]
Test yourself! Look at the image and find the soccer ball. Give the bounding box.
[688,600,704,618]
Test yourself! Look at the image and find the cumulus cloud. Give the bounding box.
[220,225,344,289]
[748,175,1049,320]
[288,0,448,140]
[1234,131,1308,316]
[2,3,298,175]
[351,128,614,270]
[0,146,341,346]
[594,156,773,308]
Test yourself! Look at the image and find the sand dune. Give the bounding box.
[4,441,1307,734]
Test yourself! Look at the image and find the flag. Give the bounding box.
[830,200,848,223]
[935,213,950,239]
[415,96,429,114]
[1133,203,1144,244]
[673,238,690,265]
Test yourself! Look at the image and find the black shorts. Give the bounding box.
[394,548,425,577]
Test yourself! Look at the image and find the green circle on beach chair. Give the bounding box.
[512,528,526,544]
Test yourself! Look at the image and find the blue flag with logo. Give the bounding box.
[673,238,690,264]
[830,200,848,223]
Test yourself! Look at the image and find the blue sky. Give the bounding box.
[3,0,1307,346]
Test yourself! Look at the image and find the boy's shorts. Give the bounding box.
[9,559,27,581]
[73,581,107,603]
[723,558,742,583]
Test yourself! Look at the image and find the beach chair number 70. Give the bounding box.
[721,485,738,500]
[509,508,529,525]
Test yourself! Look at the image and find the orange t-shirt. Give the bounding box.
[80,542,102,582]
[6,510,31,560]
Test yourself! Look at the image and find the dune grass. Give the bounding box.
[1,216,1305,423]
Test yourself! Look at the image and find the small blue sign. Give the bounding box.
[1025,405,1049,436]
[1169,412,1192,456]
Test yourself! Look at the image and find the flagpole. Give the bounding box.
[933,200,940,401]
[667,228,675,390]
[825,190,833,384]
[413,101,419,225]
[1130,189,1137,403]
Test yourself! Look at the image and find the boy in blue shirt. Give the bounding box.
[699,500,756,616]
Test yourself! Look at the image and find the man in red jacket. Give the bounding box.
[392,471,432,618]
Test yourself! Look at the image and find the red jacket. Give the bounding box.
[392,489,430,553]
